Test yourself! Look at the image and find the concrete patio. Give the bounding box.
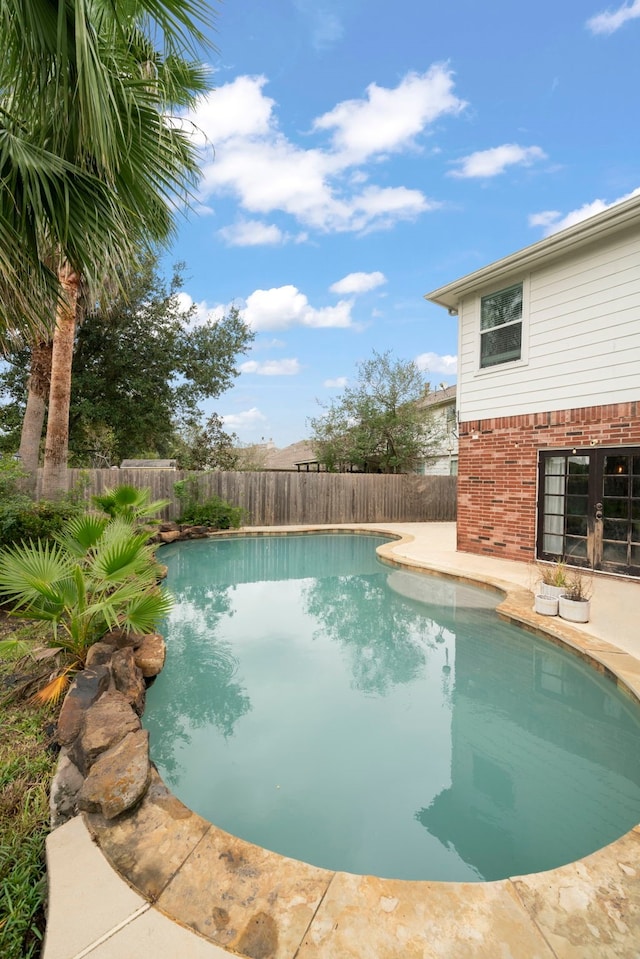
[43,523,640,959]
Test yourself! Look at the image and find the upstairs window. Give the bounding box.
[480,282,522,368]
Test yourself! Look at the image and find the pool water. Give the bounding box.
[144,533,640,882]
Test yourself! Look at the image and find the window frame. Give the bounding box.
[476,277,529,373]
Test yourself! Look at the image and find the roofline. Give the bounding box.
[424,193,640,311]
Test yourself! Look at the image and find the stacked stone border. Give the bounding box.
[50,523,211,826]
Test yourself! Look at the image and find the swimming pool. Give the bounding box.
[144,532,640,882]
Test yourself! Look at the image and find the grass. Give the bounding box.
[0,621,59,959]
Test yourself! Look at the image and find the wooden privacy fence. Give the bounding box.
[46,469,457,526]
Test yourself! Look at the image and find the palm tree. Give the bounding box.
[0,1,213,495]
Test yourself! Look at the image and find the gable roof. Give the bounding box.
[262,440,318,470]
[425,192,640,312]
[418,384,456,410]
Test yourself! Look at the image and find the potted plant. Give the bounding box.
[532,558,567,615]
[536,559,567,599]
[558,570,592,623]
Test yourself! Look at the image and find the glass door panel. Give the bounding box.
[538,447,640,576]
[539,454,590,563]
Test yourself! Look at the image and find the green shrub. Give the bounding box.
[0,500,84,550]
[174,477,245,529]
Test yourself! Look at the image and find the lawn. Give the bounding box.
[0,615,59,959]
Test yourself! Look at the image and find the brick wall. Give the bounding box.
[457,401,640,562]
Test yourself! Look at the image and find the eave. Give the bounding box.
[424,192,640,312]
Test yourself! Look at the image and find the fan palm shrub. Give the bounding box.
[0,513,172,701]
[92,484,170,526]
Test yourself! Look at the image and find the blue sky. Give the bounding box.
[168,0,640,447]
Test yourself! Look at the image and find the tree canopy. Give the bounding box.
[0,253,253,466]
[309,350,441,473]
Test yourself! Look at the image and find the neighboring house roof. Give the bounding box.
[119,459,177,469]
[262,441,318,470]
[425,192,640,311]
[417,384,457,410]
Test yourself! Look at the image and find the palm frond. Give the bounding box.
[0,636,33,659]
[54,512,110,556]
[30,670,72,706]
[0,540,74,608]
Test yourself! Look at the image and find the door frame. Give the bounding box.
[536,445,640,577]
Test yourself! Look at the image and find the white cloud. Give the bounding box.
[314,66,466,163]
[218,219,286,246]
[221,408,267,429]
[414,352,458,375]
[450,144,546,179]
[184,75,275,145]
[324,376,348,388]
[183,68,462,236]
[587,0,640,34]
[330,271,387,295]
[528,210,561,228]
[174,292,225,326]
[530,186,640,236]
[239,358,302,376]
[241,285,354,331]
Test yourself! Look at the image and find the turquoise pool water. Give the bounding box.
[144,533,640,882]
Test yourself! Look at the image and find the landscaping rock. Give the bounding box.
[111,647,146,715]
[133,633,166,679]
[78,729,151,820]
[156,564,169,580]
[158,522,180,533]
[56,666,111,746]
[85,641,117,669]
[101,628,144,649]
[184,526,209,538]
[69,691,140,775]
[49,750,84,828]
[158,530,181,543]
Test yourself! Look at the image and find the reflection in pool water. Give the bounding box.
[144,533,640,882]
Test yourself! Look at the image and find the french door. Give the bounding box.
[537,447,640,577]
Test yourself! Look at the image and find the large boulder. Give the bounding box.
[69,691,140,775]
[157,529,181,543]
[111,647,146,715]
[78,729,151,820]
[56,666,111,746]
[49,750,84,828]
[133,633,166,679]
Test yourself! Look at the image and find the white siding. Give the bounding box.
[458,225,640,421]
[417,399,458,474]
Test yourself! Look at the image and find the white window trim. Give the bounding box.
[475,274,529,376]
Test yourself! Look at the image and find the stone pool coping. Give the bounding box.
[46,524,640,959]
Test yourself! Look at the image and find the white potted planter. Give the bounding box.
[558,595,590,623]
[534,594,559,616]
[539,582,565,601]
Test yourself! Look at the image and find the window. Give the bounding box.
[480,282,522,368]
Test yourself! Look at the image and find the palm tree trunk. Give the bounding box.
[18,340,53,495]
[41,261,80,500]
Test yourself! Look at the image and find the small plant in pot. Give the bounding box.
[558,570,593,624]
[536,559,567,598]
[533,558,566,615]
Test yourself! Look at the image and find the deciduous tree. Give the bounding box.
[309,350,440,473]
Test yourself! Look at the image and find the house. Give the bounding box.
[425,193,640,577]
[262,440,326,472]
[415,384,458,476]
